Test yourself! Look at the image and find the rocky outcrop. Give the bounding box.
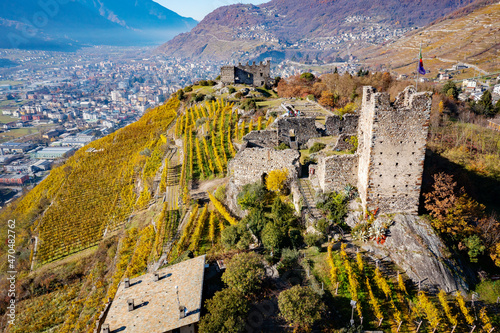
[357,214,471,293]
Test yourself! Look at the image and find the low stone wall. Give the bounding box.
[226,148,301,218]
[315,153,358,193]
[243,130,278,148]
[277,117,319,148]
[227,148,301,186]
[325,114,359,136]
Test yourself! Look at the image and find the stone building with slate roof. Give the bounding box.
[100,255,206,333]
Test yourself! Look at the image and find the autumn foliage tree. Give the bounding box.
[424,172,484,239]
[266,168,288,194]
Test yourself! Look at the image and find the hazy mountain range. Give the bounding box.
[0,0,197,51]
[158,0,480,62]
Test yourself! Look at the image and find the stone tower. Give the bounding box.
[357,86,432,214]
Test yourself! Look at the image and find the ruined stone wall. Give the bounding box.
[325,114,359,136]
[315,154,358,193]
[243,130,278,148]
[221,66,235,84]
[227,148,301,186]
[221,62,271,86]
[357,86,432,214]
[226,148,301,217]
[277,117,319,149]
[333,133,356,152]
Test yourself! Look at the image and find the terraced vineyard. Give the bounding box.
[14,98,179,264]
[325,244,495,332]
[175,98,268,191]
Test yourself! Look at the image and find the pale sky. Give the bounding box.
[155,0,269,21]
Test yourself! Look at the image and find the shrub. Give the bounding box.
[276,143,289,150]
[237,182,266,210]
[214,184,226,202]
[261,222,284,250]
[304,232,322,247]
[220,222,252,250]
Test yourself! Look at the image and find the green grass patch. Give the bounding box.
[0,127,40,143]
[0,114,18,123]
[0,80,23,86]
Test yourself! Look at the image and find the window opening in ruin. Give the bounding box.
[379,175,382,177]
[378,163,381,165]
[394,175,397,177]
[396,163,398,166]
[380,152,383,154]
[339,127,343,132]
[260,73,263,77]
[412,152,415,155]
[409,163,412,166]
[396,152,400,156]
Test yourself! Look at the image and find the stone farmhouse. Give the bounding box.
[221,61,272,87]
[227,86,432,217]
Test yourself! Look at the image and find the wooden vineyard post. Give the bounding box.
[416,320,423,332]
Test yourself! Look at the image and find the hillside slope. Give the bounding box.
[355,0,500,75]
[158,0,472,62]
[0,0,197,50]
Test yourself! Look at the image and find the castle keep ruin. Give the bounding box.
[357,86,431,214]
[221,61,271,87]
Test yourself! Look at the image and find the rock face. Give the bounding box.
[359,214,471,293]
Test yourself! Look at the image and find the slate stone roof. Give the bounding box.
[104,255,206,333]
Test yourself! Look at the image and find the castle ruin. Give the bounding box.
[357,86,431,214]
[221,61,271,87]
[228,86,432,216]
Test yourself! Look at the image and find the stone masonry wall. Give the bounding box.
[325,114,359,136]
[220,61,271,86]
[357,86,432,214]
[315,154,358,193]
[277,117,319,149]
[227,148,301,186]
[243,130,278,148]
[226,148,301,217]
[221,66,235,84]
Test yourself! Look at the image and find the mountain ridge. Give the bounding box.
[158,0,476,62]
[0,0,197,51]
